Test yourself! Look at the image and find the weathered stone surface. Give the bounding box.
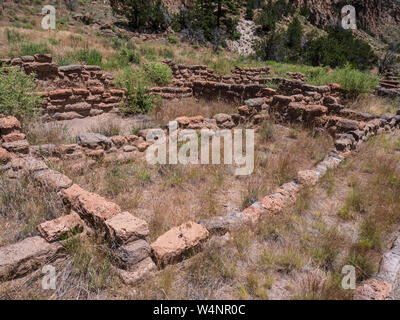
[2,140,30,154]
[62,184,121,227]
[354,278,392,300]
[123,145,137,153]
[0,147,12,164]
[59,65,83,73]
[22,157,48,173]
[54,112,84,121]
[111,136,126,148]
[213,113,231,124]
[105,212,149,245]
[116,257,157,285]
[48,89,73,99]
[199,213,245,235]
[137,142,151,152]
[259,194,285,214]
[2,132,26,143]
[113,239,151,268]
[37,212,84,242]
[245,98,264,108]
[379,250,400,284]
[0,236,65,281]
[296,170,319,186]
[151,221,209,266]
[77,133,111,149]
[0,116,21,134]
[33,169,73,190]
[34,54,52,63]
[65,102,91,112]
[335,138,353,151]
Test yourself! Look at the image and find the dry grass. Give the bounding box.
[149,98,238,126]
[50,124,332,243]
[24,118,74,146]
[347,95,399,115]
[0,173,68,246]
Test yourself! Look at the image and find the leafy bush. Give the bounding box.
[110,0,169,31]
[115,67,156,115]
[255,0,295,34]
[144,62,172,86]
[168,35,178,44]
[75,48,102,66]
[310,64,379,99]
[0,67,42,119]
[304,27,378,70]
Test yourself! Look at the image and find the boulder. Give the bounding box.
[151,221,209,267]
[21,157,48,173]
[113,239,151,268]
[296,170,320,186]
[0,116,21,135]
[37,212,84,242]
[0,236,65,281]
[62,184,121,227]
[54,112,84,121]
[77,133,112,150]
[259,194,285,214]
[213,113,231,124]
[0,147,12,164]
[105,212,149,245]
[115,257,157,285]
[65,102,92,112]
[245,98,264,108]
[2,132,26,143]
[354,278,392,300]
[2,140,30,154]
[33,169,73,191]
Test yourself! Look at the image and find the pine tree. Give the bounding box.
[109,0,167,31]
[287,16,302,51]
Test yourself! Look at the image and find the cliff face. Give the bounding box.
[291,0,399,36]
[162,0,400,37]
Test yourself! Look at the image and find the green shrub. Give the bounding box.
[140,45,157,61]
[75,48,102,66]
[304,27,378,70]
[0,67,42,119]
[310,64,379,99]
[144,62,172,86]
[159,47,175,59]
[115,67,156,115]
[168,35,178,44]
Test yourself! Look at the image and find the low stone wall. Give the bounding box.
[1,84,400,290]
[0,54,125,121]
[354,237,400,300]
[163,59,272,86]
[151,60,345,104]
[0,114,155,284]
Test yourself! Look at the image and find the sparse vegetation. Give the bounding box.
[0,67,42,119]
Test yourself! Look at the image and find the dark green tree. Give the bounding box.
[109,0,167,31]
[287,16,303,58]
